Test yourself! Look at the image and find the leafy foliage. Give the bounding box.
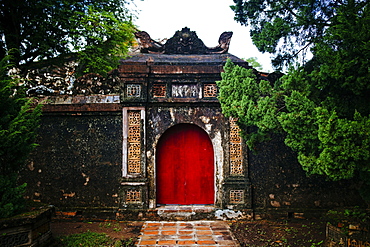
[218,2,369,194]
[0,0,136,76]
[231,0,368,69]
[245,57,264,71]
[0,55,42,217]
[0,175,27,218]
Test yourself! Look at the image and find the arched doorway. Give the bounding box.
[156,124,214,205]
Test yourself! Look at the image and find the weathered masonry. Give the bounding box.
[20,28,365,220]
[118,52,252,214]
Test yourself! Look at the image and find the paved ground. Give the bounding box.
[136,221,240,246]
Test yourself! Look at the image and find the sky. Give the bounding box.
[130,0,274,72]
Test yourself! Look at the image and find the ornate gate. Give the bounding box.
[156,124,214,205]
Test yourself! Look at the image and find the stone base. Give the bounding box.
[0,206,54,247]
[325,223,370,247]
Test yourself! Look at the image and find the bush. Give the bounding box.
[0,54,42,218]
[0,175,27,218]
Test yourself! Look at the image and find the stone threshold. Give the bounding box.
[156,205,215,220]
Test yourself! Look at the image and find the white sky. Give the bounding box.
[130,0,274,72]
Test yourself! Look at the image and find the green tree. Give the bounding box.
[245,57,263,71]
[231,0,367,69]
[0,0,136,76]
[0,55,42,217]
[220,1,370,201]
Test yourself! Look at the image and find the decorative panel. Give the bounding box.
[126,189,141,203]
[128,143,141,160]
[229,118,243,175]
[128,110,141,125]
[230,190,244,204]
[172,84,198,98]
[127,110,141,174]
[153,84,166,97]
[127,160,141,174]
[230,159,243,175]
[230,121,242,143]
[203,84,218,97]
[127,84,141,98]
[128,126,141,142]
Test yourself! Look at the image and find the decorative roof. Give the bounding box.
[134,27,233,55]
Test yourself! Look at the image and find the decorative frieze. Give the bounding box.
[172,84,198,98]
[229,118,243,175]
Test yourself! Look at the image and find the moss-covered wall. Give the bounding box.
[19,109,366,216]
[20,112,122,209]
[249,134,366,215]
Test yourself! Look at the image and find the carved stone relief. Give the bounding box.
[172,84,198,98]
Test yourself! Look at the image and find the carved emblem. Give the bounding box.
[134,27,233,55]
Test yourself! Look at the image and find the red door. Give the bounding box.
[156,124,214,205]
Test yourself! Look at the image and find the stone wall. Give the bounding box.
[249,134,366,217]
[20,111,122,209]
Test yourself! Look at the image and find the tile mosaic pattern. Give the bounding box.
[136,221,239,246]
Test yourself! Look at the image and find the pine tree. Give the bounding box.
[218,0,370,202]
[0,55,42,217]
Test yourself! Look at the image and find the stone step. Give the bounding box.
[156,206,215,220]
[136,220,240,246]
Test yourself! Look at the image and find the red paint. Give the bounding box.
[156,124,214,205]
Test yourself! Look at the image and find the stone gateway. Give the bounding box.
[20,28,365,220]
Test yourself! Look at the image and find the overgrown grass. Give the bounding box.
[56,231,135,247]
[230,219,325,246]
